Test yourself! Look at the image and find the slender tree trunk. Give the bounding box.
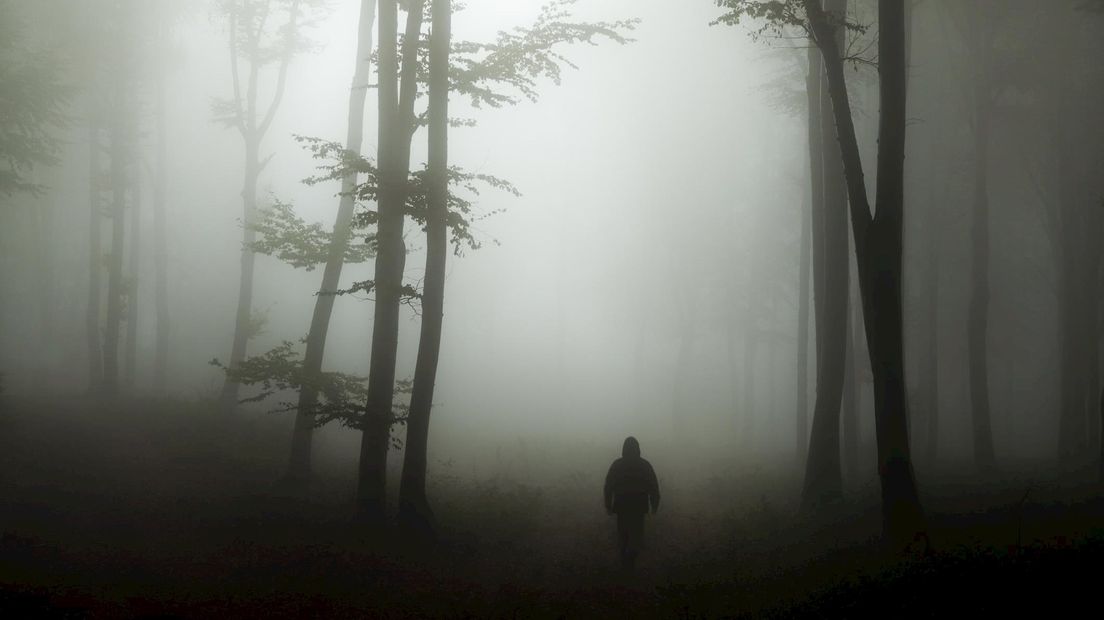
[285,0,377,486]
[800,42,823,467]
[219,135,260,408]
[87,115,104,391]
[153,70,169,395]
[922,147,941,466]
[219,0,300,410]
[967,78,996,472]
[841,288,859,481]
[805,0,926,548]
[398,0,450,533]
[1056,136,1088,465]
[124,136,141,390]
[102,81,128,396]
[802,0,849,512]
[357,0,425,523]
[796,183,812,463]
[807,48,826,372]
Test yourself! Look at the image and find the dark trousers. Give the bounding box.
[616,511,645,568]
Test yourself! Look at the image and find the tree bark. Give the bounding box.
[796,174,812,463]
[220,0,301,410]
[399,0,450,534]
[357,0,425,523]
[808,48,826,373]
[801,0,849,512]
[87,113,104,391]
[841,286,859,481]
[804,0,926,549]
[966,31,996,470]
[219,135,260,408]
[285,0,377,487]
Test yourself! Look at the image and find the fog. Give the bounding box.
[2,0,1103,616]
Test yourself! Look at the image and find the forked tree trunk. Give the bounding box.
[219,0,300,410]
[801,0,849,512]
[398,0,451,533]
[357,0,425,523]
[804,0,926,549]
[285,0,377,487]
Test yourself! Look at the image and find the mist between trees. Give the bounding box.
[1,0,1103,592]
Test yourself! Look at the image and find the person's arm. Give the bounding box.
[647,462,660,513]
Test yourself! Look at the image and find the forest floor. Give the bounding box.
[2,394,1103,618]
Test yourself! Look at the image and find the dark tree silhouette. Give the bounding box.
[216,0,319,410]
[398,0,451,535]
[716,0,927,547]
[801,0,850,511]
[284,0,377,489]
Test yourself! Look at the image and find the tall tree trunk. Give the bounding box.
[357,0,425,523]
[922,145,941,466]
[808,48,826,373]
[153,69,169,395]
[285,0,377,487]
[796,181,812,463]
[800,42,823,467]
[967,78,996,472]
[841,287,859,482]
[124,137,141,390]
[87,114,104,391]
[102,82,127,396]
[219,135,260,408]
[399,0,450,533]
[1056,135,1088,465]
[219,0,300,410]
[801,0,849,512]
[804,0,926,549]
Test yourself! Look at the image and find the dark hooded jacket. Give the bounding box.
[604,437,660,515]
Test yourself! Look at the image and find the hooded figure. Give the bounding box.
[603,437,660,568]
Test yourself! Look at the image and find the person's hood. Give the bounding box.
[622,436,641,459]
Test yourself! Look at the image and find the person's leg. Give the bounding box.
[617,513,632,568]
[628,513,644,565]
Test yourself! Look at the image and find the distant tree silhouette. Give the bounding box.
[715,0,926,548]
[215,0,323,411]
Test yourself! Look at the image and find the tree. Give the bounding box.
[100,0,141,395]
[284,0,378,488]
[801,0,850,511]
[215,0,321,410]
[356,0,426,524]
[948,0,999,472]
[355,0,636,523]
[716,0,926,548]
[397,0,451,534]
